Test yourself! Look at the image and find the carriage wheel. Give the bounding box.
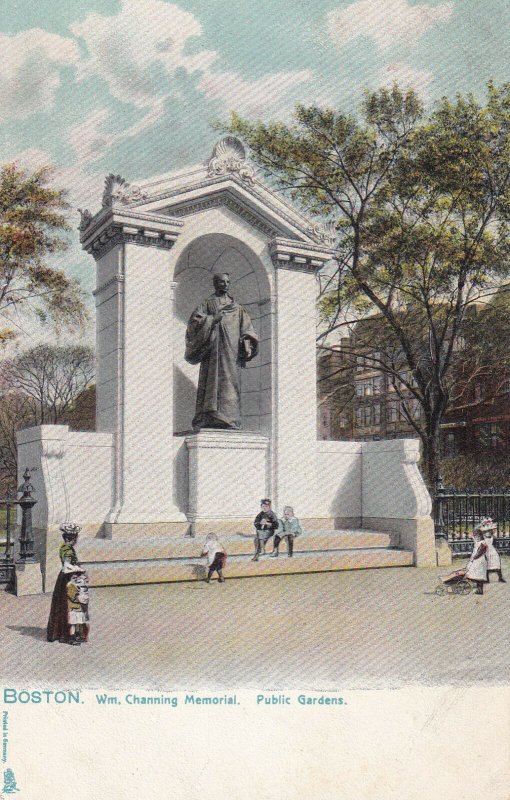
[435,585,447,596]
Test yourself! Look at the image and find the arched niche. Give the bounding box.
[173,233,272,435]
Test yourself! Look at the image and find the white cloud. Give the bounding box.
[0,29,80,122]
[71,0,315,129]
[4,2,317,172]
[68,98,167,165]
[198,69,313,119]
[328,0,455,52]
[71,0,213,108]
[68,109,112,165]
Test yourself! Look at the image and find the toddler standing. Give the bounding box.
[202,533,227,583]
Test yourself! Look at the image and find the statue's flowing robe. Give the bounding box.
[185,294,258,429]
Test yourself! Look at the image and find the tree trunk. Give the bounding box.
[423,429,441,490]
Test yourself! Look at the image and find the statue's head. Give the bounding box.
[213,273,230,293]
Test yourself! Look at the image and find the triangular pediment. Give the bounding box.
[79,139,337,259]
[111,138,335,246]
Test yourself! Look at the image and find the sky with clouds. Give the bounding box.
[1,0,509,338]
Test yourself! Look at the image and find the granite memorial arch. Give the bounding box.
[15,138,438,594]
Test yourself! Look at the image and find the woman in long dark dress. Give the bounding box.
[47,524,83,645]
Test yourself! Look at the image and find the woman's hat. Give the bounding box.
[60,522,82,536]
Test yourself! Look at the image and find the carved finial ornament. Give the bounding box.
[207,137,255,184]
[102,173,149,207]
[78,208,93,232]
[307,221,337,247]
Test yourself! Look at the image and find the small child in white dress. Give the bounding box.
[465,529,488,595]
[479,518,506,583]
[202,533,227,583]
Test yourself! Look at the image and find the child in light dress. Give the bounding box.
[479,518,506,583]
[65,565,90,644]
[464,529,488,595]
[202,533,227,583]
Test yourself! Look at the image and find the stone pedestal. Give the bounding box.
[185,430,269,529]
[15,561,43,596]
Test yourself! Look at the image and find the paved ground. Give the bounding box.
[2,558,509,690]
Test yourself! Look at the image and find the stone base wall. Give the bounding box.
[16,424,438,591]
[364,517,437,567]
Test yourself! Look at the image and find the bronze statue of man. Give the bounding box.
[185,273,258,430]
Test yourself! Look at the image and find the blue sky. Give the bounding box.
[1,0,509,337]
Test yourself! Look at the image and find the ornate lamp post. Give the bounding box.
[434,473,447,543]
[17,468,37,562]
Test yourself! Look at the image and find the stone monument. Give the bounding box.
[16,137,438,591]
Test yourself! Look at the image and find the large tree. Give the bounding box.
[0,163,86,343]
[226,83,510,484]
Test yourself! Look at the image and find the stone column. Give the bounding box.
[269,238,333,518]
[81,207,187,531]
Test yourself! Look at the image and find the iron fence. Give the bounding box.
[434,478,510,556]
[0,494,16,588]
[0,469,37,590]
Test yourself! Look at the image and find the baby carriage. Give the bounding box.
[435,569,472,596]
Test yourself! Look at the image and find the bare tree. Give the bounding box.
[4,344,94,425]
[0,344,95,488]
[0,391,35,492]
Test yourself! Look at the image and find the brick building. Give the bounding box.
[317,334,510,456]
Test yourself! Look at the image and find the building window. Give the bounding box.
[373,376,384,395]
[477,423,503,450]
[445,432,456,457]
[387,400,399,422]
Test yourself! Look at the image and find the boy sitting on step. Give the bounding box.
[270,506,302,558]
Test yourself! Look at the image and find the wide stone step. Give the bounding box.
[78,530,394,562]
[83,547,413,587]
